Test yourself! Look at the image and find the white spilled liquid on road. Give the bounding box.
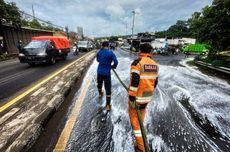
[66,49,230,152]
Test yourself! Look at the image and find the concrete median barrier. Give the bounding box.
[0,51,96,152]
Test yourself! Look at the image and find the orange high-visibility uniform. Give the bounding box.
[128,53,159,152]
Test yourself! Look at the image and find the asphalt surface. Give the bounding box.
[31,49,230,152]
[0,51,86,105]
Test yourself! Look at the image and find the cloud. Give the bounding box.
[6,0,213,37]
[105,4,125,19]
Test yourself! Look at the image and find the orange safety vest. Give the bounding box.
[128,53,159,104]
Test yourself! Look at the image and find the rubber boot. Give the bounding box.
[106,96,111,111]
[106,104,111,111]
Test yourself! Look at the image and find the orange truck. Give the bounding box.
[19,36,70,65]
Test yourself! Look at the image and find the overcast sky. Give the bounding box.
[6,0,213,37]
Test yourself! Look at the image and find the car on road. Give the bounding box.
[158,48,169,55]
[121,43,131,50]
[18,36,70,65]
[77,40,93,52]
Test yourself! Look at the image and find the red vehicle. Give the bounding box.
[19,36,70,65]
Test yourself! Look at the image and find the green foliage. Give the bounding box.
[197,55,230,68]
[167,20,191,38]
[0,0,22,27]
[155,30,167,38]
[109,36,118,42]
[156,0,230,56]
[21,19,29,26]
[189,0,230,54]
[0,0,63,31]
[156,20,192,38]
[29,19,42,29]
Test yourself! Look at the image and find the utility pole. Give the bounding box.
[125,23,128,35]
[131,10,136,51]
[32,5,35,19]
[131,10,135,39]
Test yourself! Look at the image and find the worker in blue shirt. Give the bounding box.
[97,41,118,111]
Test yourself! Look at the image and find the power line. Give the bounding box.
[20,10,64,29]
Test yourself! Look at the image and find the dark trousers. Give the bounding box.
[97,74,111,105]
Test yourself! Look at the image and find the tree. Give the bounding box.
[0,0,22,27]
[155,30,167,38]
[167,20,191,38]
[189,0,230,53]
[0,0,62,31]
[29,19,42,29]
[155,20,192,38]
[21,19,29,27]
[109,36,118,42]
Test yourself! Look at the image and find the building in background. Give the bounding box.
[77,26,83,39]
[165,38,196,46]
[181,38,196,45]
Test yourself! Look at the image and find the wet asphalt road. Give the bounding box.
[64,49,230,152]
[0,51,86,105]
[30,49,230,152]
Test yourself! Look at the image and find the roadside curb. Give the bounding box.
[0,54,18,63]
[195,60,230,75]
[0,51,96,152]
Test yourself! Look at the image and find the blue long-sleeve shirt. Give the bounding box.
[97,48,118,76]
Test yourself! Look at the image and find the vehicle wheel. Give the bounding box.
[50,57,56,65]
[28,63,35,66]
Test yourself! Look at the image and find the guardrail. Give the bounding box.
[195,61,230,75]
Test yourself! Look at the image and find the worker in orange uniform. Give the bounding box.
[128,43,159,152]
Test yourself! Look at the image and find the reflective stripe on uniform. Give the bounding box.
[136,96,152,102]
[137,96,152,100]
[134,130,142,137]
[131,69,140,75]
[140,75,158,79]
[129,86,138,91]
[136,100,151,103]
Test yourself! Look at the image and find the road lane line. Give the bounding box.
[0,69,37,85]
[54,79,91,152]
[0,52,93,113]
